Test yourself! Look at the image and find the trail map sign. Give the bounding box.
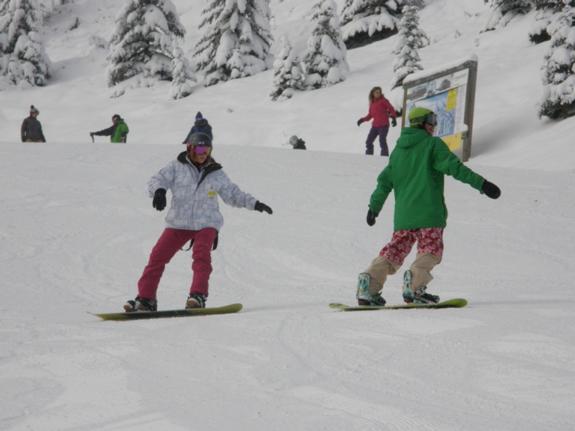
[402,57,478,161]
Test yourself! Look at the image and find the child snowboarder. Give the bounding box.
[125,131,273,312]
[357,86,397,156]
[356,106,501,306]
[90,114,129,143]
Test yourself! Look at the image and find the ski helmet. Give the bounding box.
[408,107,437,127]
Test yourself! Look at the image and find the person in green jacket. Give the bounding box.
[356,106,501,306]
[90,114,129,143]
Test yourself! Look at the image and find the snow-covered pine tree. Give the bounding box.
[484,0,533,31]
[192,0,273,86]
[170,44,195,99]
[340,0,404,49]
[37,0,71,18]
[539,5,575,118]
[529,0,574,43]
[302,0,349,90]
[270,36,304,101]
[390,4,427,89]
[0,0,50,87]
[107,0,185,87]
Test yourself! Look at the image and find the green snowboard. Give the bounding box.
[329,298,467,311]
[93,303,243,321]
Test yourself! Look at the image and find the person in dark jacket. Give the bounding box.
[90,114,129,143]
[356,106,501,306]
[183,111,213,144]
[288,135,307,150]
[21,105,46,143]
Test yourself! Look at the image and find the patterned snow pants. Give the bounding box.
[137,227,218,300]
[364,227,444,294]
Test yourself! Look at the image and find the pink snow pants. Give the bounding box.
[137,227,218,300]
[379,227,444,265]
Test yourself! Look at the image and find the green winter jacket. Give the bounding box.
[93,119,129,143]
[112,120,129,143]
[369,127,485,231]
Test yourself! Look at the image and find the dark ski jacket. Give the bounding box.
[292,138,306,150]
[183,118,213,144]
[21,116,46,142]
[369,127,485,231]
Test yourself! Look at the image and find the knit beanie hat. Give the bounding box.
[187,132,212,147]
[191,112,213,141]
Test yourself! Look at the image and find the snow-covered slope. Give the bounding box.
[2,141,574,430]
[1,0,574,169]
[1,1,575,430]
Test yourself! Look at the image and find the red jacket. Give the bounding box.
[362,97,397,128]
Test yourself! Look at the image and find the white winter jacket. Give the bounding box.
[148,152,257,231]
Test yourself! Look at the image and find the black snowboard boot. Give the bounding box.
[124,296,157,312]
[186,293,206,309]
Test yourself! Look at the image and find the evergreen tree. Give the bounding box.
[539,5,575,119]
[484,0,533,31]
[170,44,195,99]
[529,0,574,43]
[0,0,50,87]
[302,0,349,90]
[107,0,185,87]
[340,0,404,49]
[193,0,273,86]
[38,0,71,18]
[270,36,304,101]
[391,4,427,89]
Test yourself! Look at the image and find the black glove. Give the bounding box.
[481,180,501,199]
[391,118,397,127]
[254,201,273,214]
[152,188,167,211]
[366,209,377,226]
[357,118,364,127]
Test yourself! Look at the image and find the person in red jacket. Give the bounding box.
[357,86,397,156]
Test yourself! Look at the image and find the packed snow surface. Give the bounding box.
[1,0,574,430]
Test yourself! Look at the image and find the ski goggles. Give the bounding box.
[191,145,210,155]
[424,113,438,126]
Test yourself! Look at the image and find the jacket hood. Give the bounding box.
[395,127,430,149]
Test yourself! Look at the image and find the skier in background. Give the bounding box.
[21,105,46,143]
[124,131,273,312]
[357,86,397,156]
[183,111,212,144]
[90,114,129,143]
[356,106,501,306]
